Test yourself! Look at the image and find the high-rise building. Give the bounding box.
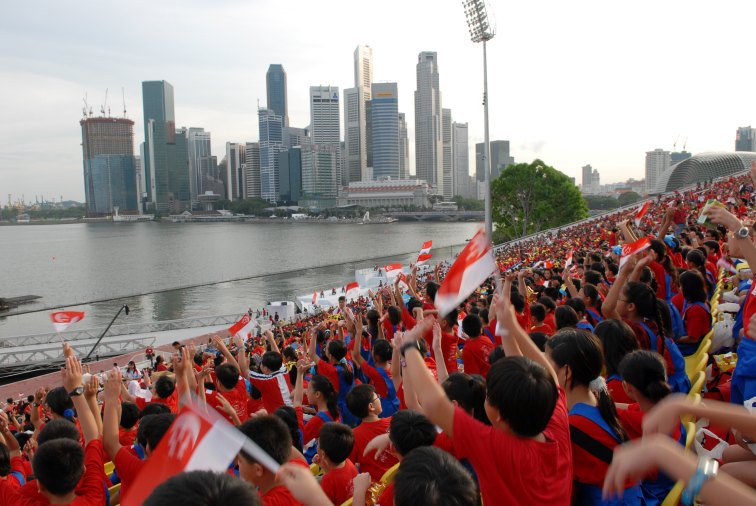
[259,108,284,203]
[736,126,756,152]
[399,113,409,179]
[142,80,190,211]
[80,116,136,215]
[225,142,246,200]
[88,155,138,215]
[301,144,339,209]
[343,45,373,183]
[475,140,514,182]
[582,164,592,190]
[279,147,302,204]
[187,128,211,206]
[452,122,469,198]
[671,151,692,165]
[591,168,601,194]
[243,142,261,199]
[442,108,453,200]
[283,126,310,149]
[310,85,341,186]
[415,51,443,193]
[266,64,289,127]
[368,82,400,179]
[645,148,671,194]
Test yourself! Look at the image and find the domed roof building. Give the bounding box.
[655,152,756,193]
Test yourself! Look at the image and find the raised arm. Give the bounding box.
[232,335,250,377]
[83,374,103,438]
[213,335,241,372]
[602,258,634,320]
[102,368,123,460]
[431,322,448,385]
[62,354,98,444]
[264,330,280,354]
[0,412,20,458]
[292,360,308,408]
[350,317,366,367]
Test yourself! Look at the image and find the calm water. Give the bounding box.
[0,221,479,336]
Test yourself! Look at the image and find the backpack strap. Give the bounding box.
[8,470,25,487]
[482,328,496,345]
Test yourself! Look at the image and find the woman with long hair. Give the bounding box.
[293,362,340,464]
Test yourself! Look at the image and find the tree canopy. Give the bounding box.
[491,159,587,242]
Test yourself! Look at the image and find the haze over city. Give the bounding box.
[1,0,754,202]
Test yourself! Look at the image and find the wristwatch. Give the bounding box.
[736,226,750,239]
[68,386,84,397]
[399,341,422,358]
[682,457,718,506]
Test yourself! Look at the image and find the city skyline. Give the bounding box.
[2,0,755,201]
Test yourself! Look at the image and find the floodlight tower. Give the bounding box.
[463,0,496,240]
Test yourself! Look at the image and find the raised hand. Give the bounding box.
[104,368,122,402]
[62,355,83,393]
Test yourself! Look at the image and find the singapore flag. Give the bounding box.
[435,228,496,317]
[50,311,85,333]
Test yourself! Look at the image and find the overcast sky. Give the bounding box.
[1,0,754,203]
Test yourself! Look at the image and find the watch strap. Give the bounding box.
[399,341,421,358]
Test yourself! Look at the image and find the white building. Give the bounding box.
[225,142,246,200]
[414,51,444,196]
[243,142,260,199]
[310,86,340,145]
[452,122,470,198]
[342,178,431,208]
[645,149,671,194]
[442,108,453,200]
[300,144,339,209]
[399,113,409,179]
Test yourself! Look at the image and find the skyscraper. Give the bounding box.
[80,116,136,215]
[591,168,601,194]
[452,122,469,198]
[414,51,443,194]
[582,164,592,191]
[266,64,289,127]
[301,144,339,209]
[88,155,138,215]
[244,142,261,200]
[369,82,400,179]
[310,86,341,188]
[399,113,409,179]
[187,128,211,206]
[645,148,671,194]
[442,108,453,200]
[142,80,190,211]
[225,142,246,200]
[736,126,756,152]
[476,140,514,182]
[343,45,373,184]
[279,147,302,204]
[259,108,284,203]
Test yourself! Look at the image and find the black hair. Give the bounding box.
[555,305,579,330]
[425,281,440,303]
[261,351,283,372]
[407,297,423,314]
[488,345,507,363]
[538,296,556,312]
[145,470,260,506]
[593,319,639,377]
[338,295,346,302]
[282,347,298,363]
[273,406,303,453]
[686,249,713,292]
[309,374,340,420]
[326,340,354,385]
[45,387,74,421]
[140,403,171,417]
[442,373,490,425]
[510,290,525,313]
[565,297,586,316]
[528,332,548,352]
[547,329,628,441]
[584,270,603,286]
[441,308,458,329]
[479,308,489,324]
[650,238,678,289]
[372,339,393,363]
[530,303,547,323]
[0,443,10,476]
[387,306,402,325]
[461,314,482,338]
[318,422,354,464]
[703,239,720,254]
[486,356,557,437]
[137,413,177,452]
[154,376,176,399]
[37,419,80,446]
[32,439,84,496]
[346,384,377,420]
[238,415,291,465]
[120,402,140,430]
[394,446,478,506]
[388,410,437,457]
[618,350,671,404]
[215,363,240,390]
[582,284,603,314]
[366,309,380,326]
[679,270,708,304]
[623,281,668,354]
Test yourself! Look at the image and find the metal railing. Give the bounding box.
[0,336,156,368]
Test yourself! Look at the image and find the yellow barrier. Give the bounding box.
[689,371,705,398]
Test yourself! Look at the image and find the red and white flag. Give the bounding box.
[419,240,432,254]
[435,229,496,317]
[50,311,85,333]
[345,281,359,296]
[396,272,410,291]
[312,291,318,305]
[565,251,574,269]
[417,253,433,264]
[634,201,651,226]
[619,237,651,269]
[122,402,277,506]
[228,314,254,339]
[384,263,403,277]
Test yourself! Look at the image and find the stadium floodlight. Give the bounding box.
[463,0,496,240]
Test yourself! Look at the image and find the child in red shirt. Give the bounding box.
[460,314,494,377]
[316,423,359,506]
[346,385,399,482]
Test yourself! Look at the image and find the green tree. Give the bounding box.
[491,159,587,242]
[617,191,641,207]
[452,196,485,211]
[584,195,619,211]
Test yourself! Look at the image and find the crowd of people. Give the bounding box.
[1,170,756,505]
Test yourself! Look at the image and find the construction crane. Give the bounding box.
[83,94,90,119]
[121,87,127,117]
[683,136,688,151]
[100,88,108,116]
[673,135,679,152]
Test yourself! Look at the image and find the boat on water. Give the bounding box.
[360,211,397,225]
[112,207,154,222]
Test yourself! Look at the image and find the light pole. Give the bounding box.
[463,0,496,240]
[84,304,130,362]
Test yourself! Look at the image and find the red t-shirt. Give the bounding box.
[320,459,358,505]
[350,417,399,482]
[261,484,304,506]
[206,376,250,424]
[437,331,459,373]
[315,359,344,394]
[114,445,143,499]
[648,261,668,300]
[452,390,572,505]
[361,362,392,399]
[606,378,633,404]
[682,303,711,341]
[249,366,293,414]
[570,404,622,488]
[624,319,675,374]
[461,337,494,377]
[515,305,531,332]
[118,426,137,447]
[135,390,178,414]
[529,322,555,336]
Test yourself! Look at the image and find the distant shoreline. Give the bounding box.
[0,217,396,226]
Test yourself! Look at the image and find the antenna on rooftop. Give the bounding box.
[122,87,127,118]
